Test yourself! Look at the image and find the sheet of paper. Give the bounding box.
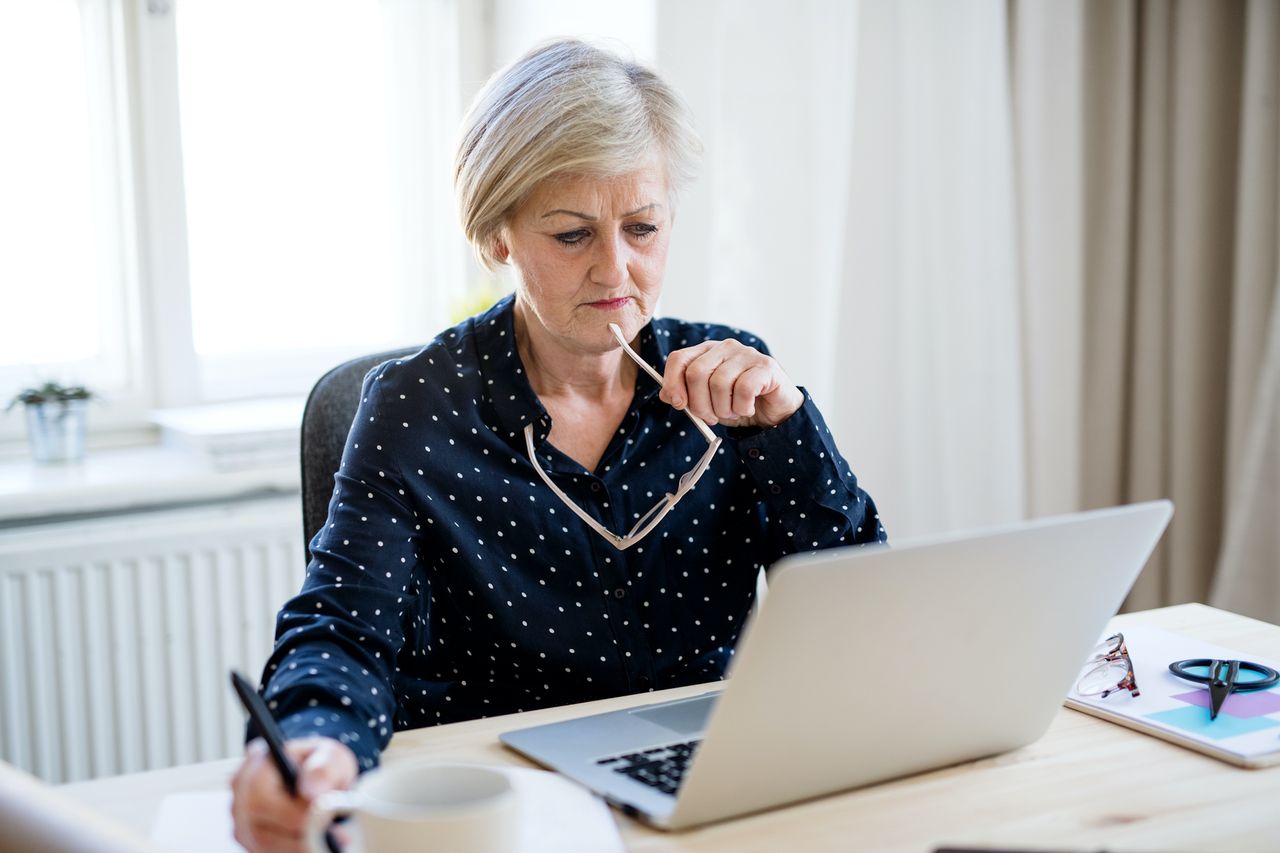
[150,767,624,852]
[1067,624,1280,764]
[150,790,237,852]
[508,767,626,853]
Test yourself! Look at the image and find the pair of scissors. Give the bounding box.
[1168,658,1280,719]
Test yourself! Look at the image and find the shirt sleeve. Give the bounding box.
[729,387,886,562]
[255,364,423,771]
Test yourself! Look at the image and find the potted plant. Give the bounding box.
[5,381,96,464]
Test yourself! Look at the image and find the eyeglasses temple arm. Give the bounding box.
[608,323,718,444]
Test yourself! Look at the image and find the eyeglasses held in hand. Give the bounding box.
[1076,632,1140,699]
[523,323,722,551]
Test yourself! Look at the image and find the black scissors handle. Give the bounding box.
[1168,658,1280,720]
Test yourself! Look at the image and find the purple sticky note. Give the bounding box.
[1172,689,1280,718]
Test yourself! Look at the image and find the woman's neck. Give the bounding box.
[513,300,638,402]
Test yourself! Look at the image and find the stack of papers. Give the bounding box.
[150,398,303,472]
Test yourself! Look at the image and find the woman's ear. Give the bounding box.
[492,236,510,263]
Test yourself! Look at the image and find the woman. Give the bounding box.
[232,39,884,851]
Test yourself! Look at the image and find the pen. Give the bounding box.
[229,671,342,853]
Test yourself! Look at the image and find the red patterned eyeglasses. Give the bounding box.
[1076,633,1140,699]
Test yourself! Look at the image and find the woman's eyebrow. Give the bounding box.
[541,203,662,220]
[542,209,595,220]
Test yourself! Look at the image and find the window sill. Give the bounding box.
[0,443,300,527]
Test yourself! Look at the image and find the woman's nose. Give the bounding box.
[590,232,628,288]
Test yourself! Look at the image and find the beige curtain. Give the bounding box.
[1013,0,1280,615]
[1211,0,1280,620]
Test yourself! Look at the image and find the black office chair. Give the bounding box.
[300,346,421,559]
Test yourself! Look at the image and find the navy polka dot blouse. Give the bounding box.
[259,294,886,770]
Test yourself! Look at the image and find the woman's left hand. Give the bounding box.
[659,339,805,429]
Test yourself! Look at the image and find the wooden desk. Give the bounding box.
[60,604,1280,851]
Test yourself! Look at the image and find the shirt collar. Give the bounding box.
[475,294,672,451]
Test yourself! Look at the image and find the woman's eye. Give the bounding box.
[554,229,590,246]
[628,223,659,239]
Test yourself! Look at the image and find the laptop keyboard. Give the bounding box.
[595,739,701,796]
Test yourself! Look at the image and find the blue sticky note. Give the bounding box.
[1146,705,1280,740]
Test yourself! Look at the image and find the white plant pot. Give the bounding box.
[24,400,88,464]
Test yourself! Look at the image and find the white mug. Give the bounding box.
[305,762,518,853]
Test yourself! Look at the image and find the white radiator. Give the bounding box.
[0,496,304,784]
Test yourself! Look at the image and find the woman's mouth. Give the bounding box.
[586,297,631,311]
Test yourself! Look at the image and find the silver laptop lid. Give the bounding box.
[667,500,1173,828]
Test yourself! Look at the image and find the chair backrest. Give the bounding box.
[300,347,420,559]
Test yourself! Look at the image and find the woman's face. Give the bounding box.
[500,162,671,356]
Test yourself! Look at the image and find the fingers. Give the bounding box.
[661,339,789,426]
[681,348,727,424]
[728,365,774,418]
[296,737,359,801]
[232,739,306,853]
[707,352,761,420]
[659,340,716,411]
[230,737,358,853]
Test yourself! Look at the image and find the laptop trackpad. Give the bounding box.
[630,694,718,736]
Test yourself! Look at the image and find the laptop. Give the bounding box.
[500,500,1174,830]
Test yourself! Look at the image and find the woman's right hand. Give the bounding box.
[230,735,359,853]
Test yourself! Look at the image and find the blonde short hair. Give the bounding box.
[455,39,702,270]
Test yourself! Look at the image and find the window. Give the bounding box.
[177,1,397,358]
[2,0,472,446]
[171,0,473,400]
[153,0,471,402]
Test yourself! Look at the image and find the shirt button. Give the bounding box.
[613,588,626,599]
[590,482,602,493]
[769,484,782,495]
[747,448,761,459]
